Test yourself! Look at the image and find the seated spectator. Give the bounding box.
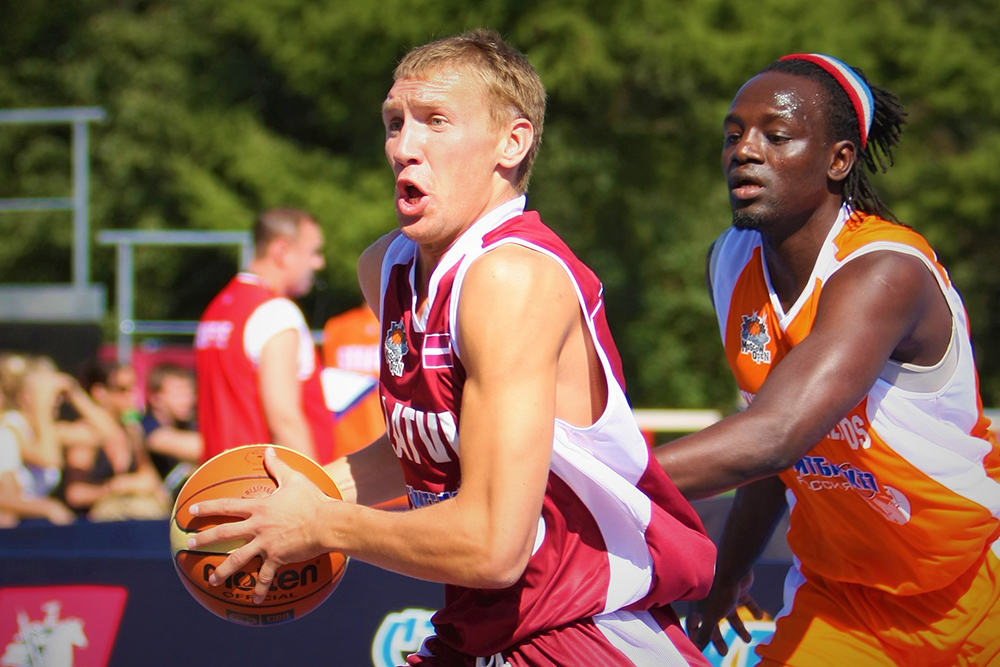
[0,419,75,528]
[141,363,202,498]
[0,356,76,528]
[80,360,144,461]
[57,360,169,521]
[0,353,67,499]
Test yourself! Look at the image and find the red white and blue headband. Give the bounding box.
[779,53,874,148]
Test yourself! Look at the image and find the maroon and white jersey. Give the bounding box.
[195,273,334,464]
[379,197,715,663]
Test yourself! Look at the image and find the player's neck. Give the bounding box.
[244,261,286,297]
[763,199,844,309]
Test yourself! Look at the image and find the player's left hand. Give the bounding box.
[186,446,340,603]
[686,571,763,655]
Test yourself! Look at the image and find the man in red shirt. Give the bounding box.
[194,208,334,464]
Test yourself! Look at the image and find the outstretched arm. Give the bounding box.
[0,470,76,525]
[146,426,203,463]
[656,250,950,498]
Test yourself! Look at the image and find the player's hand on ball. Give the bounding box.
[187,446,340,604]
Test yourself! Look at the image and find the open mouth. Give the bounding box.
[396,180,428,217]
[400,182,425,204]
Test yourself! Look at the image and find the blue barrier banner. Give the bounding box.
[1,496,791,666]
[0,520,444,666]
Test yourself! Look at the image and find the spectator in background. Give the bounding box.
[0,353,64,498]
[195,207,334,464]
[58,360,169,521]
[79,360,143,463]
[141,363,202,498]
[0,356,75,527]
[0,422,75,527]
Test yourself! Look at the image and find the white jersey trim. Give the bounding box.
[244,298,315,379]
[774,205,853,327]
[708,227,757,343]
[837,241,959,393]
[449,235,658,612]
[426,196,526,333]
[378,196,527,336]
[594,609,689,666]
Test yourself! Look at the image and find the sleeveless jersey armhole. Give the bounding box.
[450,239,617,429]
[836,243,959,393]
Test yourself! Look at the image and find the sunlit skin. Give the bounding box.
[247,217,325,299]
[722,71,854,306]
[382,67,531,301]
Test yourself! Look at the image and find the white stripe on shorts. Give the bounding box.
[595,609,688,666]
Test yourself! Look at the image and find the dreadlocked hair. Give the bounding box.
[764,58,907,222]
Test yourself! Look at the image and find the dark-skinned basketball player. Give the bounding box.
[653,54,1000,666]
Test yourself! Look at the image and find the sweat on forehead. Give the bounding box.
[778,53,874,148]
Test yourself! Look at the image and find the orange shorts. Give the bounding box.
[756,544,1000,667]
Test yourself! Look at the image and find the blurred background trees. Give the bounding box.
[1,0,998,410]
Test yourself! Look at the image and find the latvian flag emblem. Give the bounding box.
[422,333,453,369]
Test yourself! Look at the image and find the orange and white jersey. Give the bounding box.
[708,205,1000,595]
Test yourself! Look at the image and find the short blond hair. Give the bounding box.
[394,29,546,193]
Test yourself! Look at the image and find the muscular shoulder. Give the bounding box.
[818,248,948,363]
[827,248,937,304]
[458,243,578,355]
[463,243,574,305]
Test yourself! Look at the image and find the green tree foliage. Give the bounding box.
[1,0,998,407]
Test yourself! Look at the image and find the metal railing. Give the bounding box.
[0,107,107,321]
[97,229,253,363]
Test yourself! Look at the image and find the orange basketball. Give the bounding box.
[169,444,348,626]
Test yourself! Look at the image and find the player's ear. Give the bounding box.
[828,140,855,183]
[498,118,533,170]
[270,235,293,265]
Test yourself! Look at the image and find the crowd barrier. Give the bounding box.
[0,498,791,667]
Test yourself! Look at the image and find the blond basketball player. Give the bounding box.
[188,30,716,667]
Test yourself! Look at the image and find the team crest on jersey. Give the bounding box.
[740,311,772,364]
[384,320,409,377]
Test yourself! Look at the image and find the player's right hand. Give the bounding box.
[686,571,763,655]
[187,446,340,603]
